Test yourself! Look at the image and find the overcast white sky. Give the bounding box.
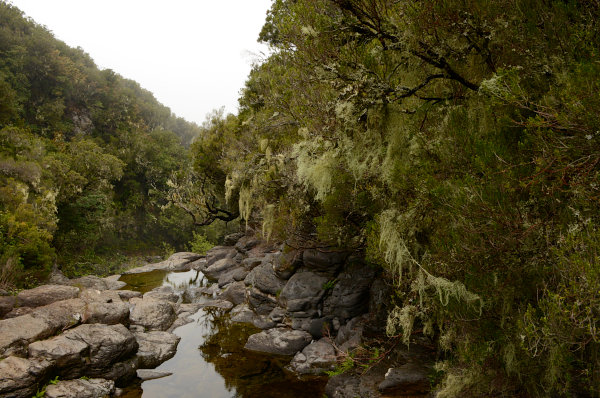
[10,0,272,125]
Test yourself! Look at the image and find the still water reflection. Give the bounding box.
[119,270,327,397]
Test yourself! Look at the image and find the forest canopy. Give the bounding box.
[0,1,210,285]
[188,0,600,396]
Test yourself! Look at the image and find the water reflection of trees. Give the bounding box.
[198,313,327,398]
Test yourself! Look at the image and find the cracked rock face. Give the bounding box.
[129,297,177,331]
[134,331,180,368]
[0,356,52,398]
[44,378,115,398]
[28,323,138,379]
[244,328,312,356]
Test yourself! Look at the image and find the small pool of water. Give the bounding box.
[118,270,327,398]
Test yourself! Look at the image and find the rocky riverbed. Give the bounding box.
[0,233,433,398]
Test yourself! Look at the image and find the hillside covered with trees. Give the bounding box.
[0,1,211,285]
[188,0,600,396]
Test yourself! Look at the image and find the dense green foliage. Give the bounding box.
[190,0,600,396]
[0,2,206,286]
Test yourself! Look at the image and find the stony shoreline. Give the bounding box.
[0,233,433,398]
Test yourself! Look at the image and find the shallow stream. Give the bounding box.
[117,269,327,398]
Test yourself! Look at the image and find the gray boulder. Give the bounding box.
[203,257,240,281]
[189,257,207,271]
[230,304,276,330]
[129,297,176,331]
[0,313,61,358]
[79,289,129,325]
[205,246,237,266]
[244,262,286,296]
[28,333,88,372]
[217,266,248,287]
[244,328,312,356]
[279,271,329,316]
[16,284,79,308]
[30,323,137,378]
[219,281,247,306]
[0,356,51,398]
[45,378,115,398]
[241,257,263,271]
[289,338,337,375]
[134,331,180,368]
[247,287,277,316]
[323,262,376,322]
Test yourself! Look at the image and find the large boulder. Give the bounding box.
[80,290,130,325]
[219,281,247,306]
[244,262,286,296]
[244,328,312,356]
[247,287,277,316]
[28,333,88,372]
[45,378,115,398]
[0,314,58,358]
[0,356,52,398]
[322,262,376,322]
[241,257,263,272]
[129,297,176,331]
[278,271,329,317]
[16,284,79,308]
[29,324,137,378]
[205,246,237,267]
[289,338,337,375]
[217,266,248,287]
[203,257,240,281]
[134,331,180,368]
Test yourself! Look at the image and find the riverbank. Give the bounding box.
[0,233,434,397]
